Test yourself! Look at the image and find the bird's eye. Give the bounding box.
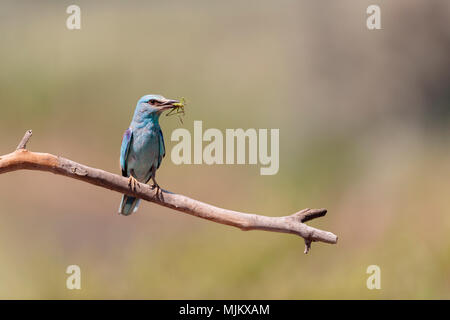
[148,99,157,105]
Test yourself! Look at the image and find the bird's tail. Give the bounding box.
[118,195,141,216]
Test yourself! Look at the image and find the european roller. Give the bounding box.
[119,94,179,215]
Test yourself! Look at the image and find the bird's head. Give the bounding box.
[135,94,179,117]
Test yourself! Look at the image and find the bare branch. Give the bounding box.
[294,208,328,223]
[304,239,312,254]
[0,131,338,253]
[16,130,32,150]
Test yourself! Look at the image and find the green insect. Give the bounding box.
[166,97,186,124]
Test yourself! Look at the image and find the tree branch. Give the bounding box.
[16,129,32,150]
[0,130,338,253]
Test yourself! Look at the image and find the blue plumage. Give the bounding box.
[119,94,179,215]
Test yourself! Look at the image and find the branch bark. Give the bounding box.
[0,130,338,253]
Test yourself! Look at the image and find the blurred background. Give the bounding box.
[0,0,449,299]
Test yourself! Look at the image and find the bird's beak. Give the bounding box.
[159,99,179,109]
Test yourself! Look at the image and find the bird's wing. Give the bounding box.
[120,128,133,177]
[157,128,165,169]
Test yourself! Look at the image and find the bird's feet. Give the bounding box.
[151,182,160,193]
[128,176,139,192]
[151,180,163,200]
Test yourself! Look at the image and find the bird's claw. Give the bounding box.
[128,176,139,192]
[151,183,163,200]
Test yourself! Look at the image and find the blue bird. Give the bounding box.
[119,94,179,215]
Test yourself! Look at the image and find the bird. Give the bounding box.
[119,94,179,215]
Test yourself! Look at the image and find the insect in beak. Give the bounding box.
[165,97,186,124]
